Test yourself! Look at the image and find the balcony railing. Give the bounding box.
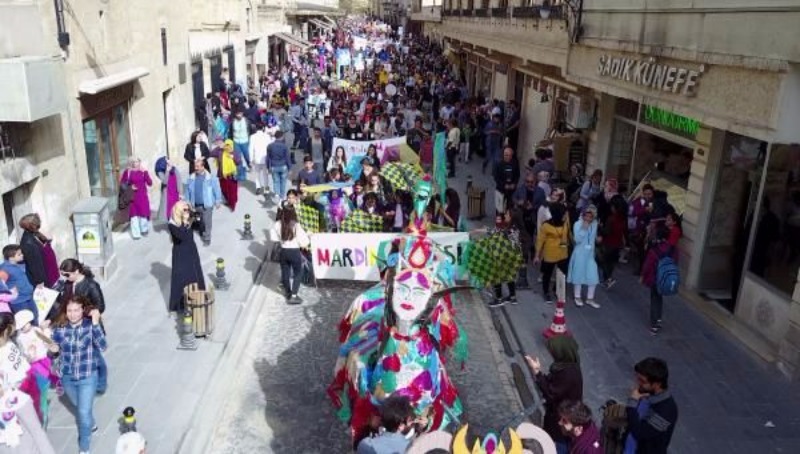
[443,4,566,20]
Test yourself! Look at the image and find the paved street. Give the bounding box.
[41,157,800,454]
[502,264,800,454]
[45,178,273,454]
[206,278,521,453]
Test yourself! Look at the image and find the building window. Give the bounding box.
[161,28,167,66]
[748,143,800,296]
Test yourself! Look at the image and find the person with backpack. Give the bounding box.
[640,225,679,335]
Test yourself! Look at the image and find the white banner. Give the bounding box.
[310,232,470,281]
[332,136,407,179]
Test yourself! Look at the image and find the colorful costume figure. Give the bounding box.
[328,176,469,442]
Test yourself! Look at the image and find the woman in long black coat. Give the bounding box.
[526,335,583,454]
[168,200,205,313]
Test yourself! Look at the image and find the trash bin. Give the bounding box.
[467,186,486,220]
[72,197,117,279]
[184,283,215,337]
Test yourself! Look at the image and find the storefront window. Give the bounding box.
[608,120,635,193]
[748,144,800,296]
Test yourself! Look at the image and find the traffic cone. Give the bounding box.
[543,299,569,339]
[543,269,569,339]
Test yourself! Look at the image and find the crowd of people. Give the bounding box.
[0,213,148,453]
[0,13,683,454]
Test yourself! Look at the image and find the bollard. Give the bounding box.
[214,258,230,290]
[242,214,254,239]
[177,310,198,350]
[118,406,137,433]
[466,175,473,192]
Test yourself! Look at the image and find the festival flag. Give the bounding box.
[340,210,384,233]
[397,143,420,165]
[465,232,523,287]
[297,202,325,233]
[433,132,447,205]
[379,162,422,192]
[302,181,354,194]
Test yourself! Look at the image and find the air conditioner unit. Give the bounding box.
[565,94,595,129]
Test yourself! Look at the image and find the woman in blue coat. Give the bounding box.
[568,205,601,309]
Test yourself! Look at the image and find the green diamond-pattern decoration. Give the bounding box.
[379,162,422,193]
[340,210,384,233]
[297,202,325,233]
[467,232,523,287]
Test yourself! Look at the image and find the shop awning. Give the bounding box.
[275,32,312,50]
[78,67,150,95]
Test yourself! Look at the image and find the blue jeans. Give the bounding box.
[129,216,150,239]
[10,299,39,326]
[555,441,569,454]
[271,166,289,198]
[235,141,250,181]
[62,372,98,452]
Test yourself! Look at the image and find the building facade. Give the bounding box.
[0,0,337,274]
[414,0,800,379]
[0,0,195,266]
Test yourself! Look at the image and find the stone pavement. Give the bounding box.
[45,176,275,454]
[206,275,522,453]
[503,264,800,453]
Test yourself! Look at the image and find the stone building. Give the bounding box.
[0,0,195,266]
[0,0,338,275]
[412,0,800,379]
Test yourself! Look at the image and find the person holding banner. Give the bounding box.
[271,205,311,304]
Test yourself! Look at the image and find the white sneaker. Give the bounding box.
[586,299,601,309]
[574,297,584,307]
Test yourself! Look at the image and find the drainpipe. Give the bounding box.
[54,0,70,48]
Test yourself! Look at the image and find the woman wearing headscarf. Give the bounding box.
[525,335,583,454]
[568,205,601,308]
[219,139,240,211]
[120,156,153,239]
[155,157,181,222]
[18,214,59,288]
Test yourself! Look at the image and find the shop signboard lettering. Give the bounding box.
[642,105,700,139]
[597,55,704,97]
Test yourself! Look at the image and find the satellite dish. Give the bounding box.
[385,83,397,96]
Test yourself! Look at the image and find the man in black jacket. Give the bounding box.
[494,147,520,213]
[625,357,678,454]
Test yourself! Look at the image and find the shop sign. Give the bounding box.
[598,55,705,97]
[642,105,700,138]
[79,83,134,119]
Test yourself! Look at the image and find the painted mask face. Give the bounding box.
[413,179,433,219]
[392,270,433,322]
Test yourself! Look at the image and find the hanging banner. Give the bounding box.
[311,232,470,281]
[332,136,407,180]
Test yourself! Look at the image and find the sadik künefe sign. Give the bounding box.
[598,54,705,97]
